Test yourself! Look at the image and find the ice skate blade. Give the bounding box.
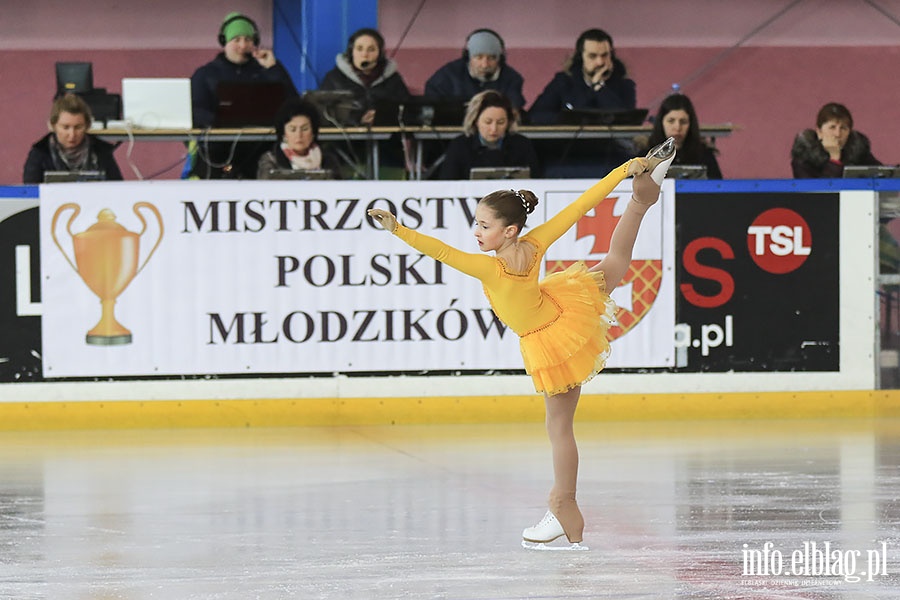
[522,540,589,551]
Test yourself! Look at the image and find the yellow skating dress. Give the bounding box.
[393,160,634,396]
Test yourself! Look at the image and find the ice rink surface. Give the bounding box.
[1,417,899,599]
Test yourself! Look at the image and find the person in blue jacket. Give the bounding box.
[424,29,526,110]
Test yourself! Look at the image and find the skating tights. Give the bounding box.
[544,387,584,543]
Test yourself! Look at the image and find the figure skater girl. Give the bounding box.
[368,138,676,549]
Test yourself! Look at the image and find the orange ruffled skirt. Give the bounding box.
[519,261,617,396]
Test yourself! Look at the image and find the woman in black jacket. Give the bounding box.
[439,90,539,180]
[257,98,342,179]
[791,102,881,178]
[643,93,722,179]
[23,94,122,184]
[319,28,410,127]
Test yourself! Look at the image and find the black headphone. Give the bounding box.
[218,13,260,47]
[344,28,385,66]
[462,28,506,66]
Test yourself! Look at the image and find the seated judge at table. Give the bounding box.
[527,28,636,177]
[641,93,722,179]
[424,29,526,110]
[319,28,411,126]
[791,102,881,178]
[439,90,539,180]
[23,93,123,184]
[528,28,636,125]
[190,12,296,128]
[257,98,342,179]
[187,12,297,179]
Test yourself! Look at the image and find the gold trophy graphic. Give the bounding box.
[51,202,164,345]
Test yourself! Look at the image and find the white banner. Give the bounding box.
[39,178,674,378]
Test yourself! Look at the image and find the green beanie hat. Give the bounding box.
[221,12,256,44]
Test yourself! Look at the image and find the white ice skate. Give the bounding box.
[521,511,589,551]
[645,136,677,185]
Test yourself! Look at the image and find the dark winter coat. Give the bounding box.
[319,54,410,125]
[528,71,636,125]
[190,53,297,127]
[424,58,526,108]
[439,133,540,180]
[23,133,123,184]
[790,128,881,178]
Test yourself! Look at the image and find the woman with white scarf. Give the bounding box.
[257,98,342,179]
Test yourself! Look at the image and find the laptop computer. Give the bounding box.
[44,170,105,183]
[558,107,649,126]
[842,165,900,178]
[122,78,192,129]
[372,96,466,127]
[470,166,531,180]
[266,168,334,180]
[214,81,288,127]
[666,165,708,180]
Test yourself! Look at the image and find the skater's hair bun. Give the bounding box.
[479,188,539,233]
[514,189,538,214]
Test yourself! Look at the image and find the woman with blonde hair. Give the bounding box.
[23,94,123,183]
[439,90,539,180]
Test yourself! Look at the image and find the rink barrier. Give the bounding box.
[2,179,898,429]
[1,390,899,431]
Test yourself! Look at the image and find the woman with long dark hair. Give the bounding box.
[644,93,722,179]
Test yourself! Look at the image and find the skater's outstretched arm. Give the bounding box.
[367,208,494,280]
[527,158,645,247]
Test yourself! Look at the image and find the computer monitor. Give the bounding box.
[302,90,359,126]
[266,168,335,180]
[56,62,94,96]
[43,170,105,183]
[469,166,531,180]
[372,96,467,127]
[214,81,289,127]
[83,91,122,126]
[557,107,649,126]
[666,165,708,180]
[842,165,900,178]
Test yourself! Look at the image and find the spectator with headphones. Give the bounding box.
[528,28,636,125]
[528,28,638,178]
[319,28,410,126]
[424,29,526,109]
[191,12,296,128]
[187,12,298,179]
